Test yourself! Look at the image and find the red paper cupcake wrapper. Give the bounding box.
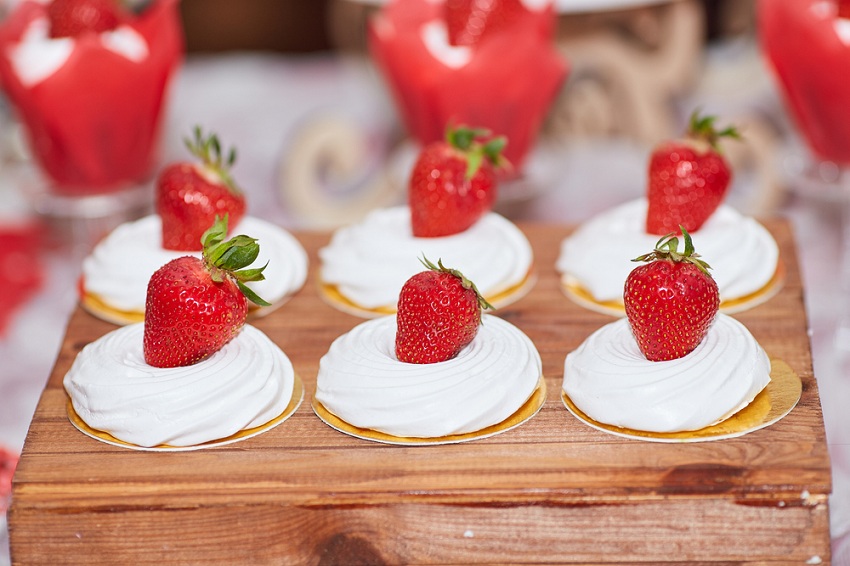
[369,0,568,172]
[759,0,850,164]
[0,0,184,194]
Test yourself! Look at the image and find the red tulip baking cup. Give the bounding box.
[368,0,568,172]
[759,0,850,165]
[0,0,184,196]
[0,446,18,513]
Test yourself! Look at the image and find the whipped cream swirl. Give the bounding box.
[563,314,771,433]
[319,206,533,310]
[82,215,308,314]
[64,324,295,447]
[315,315,541,438]
[556,198,779,304]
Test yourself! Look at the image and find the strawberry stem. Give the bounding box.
[419,256,494,311]
[447,126,490,150]
[184,126,241,194]
[201,216,271,307]
[632,226,713,276]
[687,110,741,152]
[445,124,507,180]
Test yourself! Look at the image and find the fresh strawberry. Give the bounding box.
[645,111,739,235]
[624,227,719,362]
[444,0,527,46]
[143,216,270,368]
[396,257,493,364]
[47,0,126,38]
[156,127,246,251]
[409,125,506,238]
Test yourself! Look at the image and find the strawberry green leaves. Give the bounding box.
[687,110,741,152]
[185,126,240,193]
[445,126,507,180]
[632,226,713,277]
[202,216,270,307]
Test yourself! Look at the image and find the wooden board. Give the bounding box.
[8,219,832,564]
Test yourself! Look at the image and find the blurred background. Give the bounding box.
[0,0,848,563]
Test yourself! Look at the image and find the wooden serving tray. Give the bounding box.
[8,219,832,564]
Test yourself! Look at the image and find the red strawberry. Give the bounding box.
[396,257,493,364]
[645,111,739,235]
[157,127,246,251]
[143,216,270,368]
[409,125,506,238]
[47,0,126,38]
[624,227,719,362]
[444,0,527,46]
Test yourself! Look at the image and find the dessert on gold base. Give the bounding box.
[67,377,303,452]
[318,206,534,317]
[313,377,545,446]
[561,314,797,442]
[80,215,308,325]
[64,324,300,449]
[556,199,782,316]
[314,314,543,443]
[562,360,800,443]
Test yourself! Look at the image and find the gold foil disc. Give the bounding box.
[80,289,145,325]
[313,376,547,445]
[562,359,801,442]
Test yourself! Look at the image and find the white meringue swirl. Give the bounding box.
[556,198,779,304]
[63,324,295,447]
[82,215,308,314]
[315,314,541,438]
[319,206,533,310]
[562,314,771,433]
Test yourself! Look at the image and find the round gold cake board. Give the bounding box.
[66,375,304,452]
[317,282,396,319]
[562,359,801,443]
[560,261,786,318]
[317,271,537,320]
[312,376,547,446]
[79,288,145,326]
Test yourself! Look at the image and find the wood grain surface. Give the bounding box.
[8,219,832,564]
